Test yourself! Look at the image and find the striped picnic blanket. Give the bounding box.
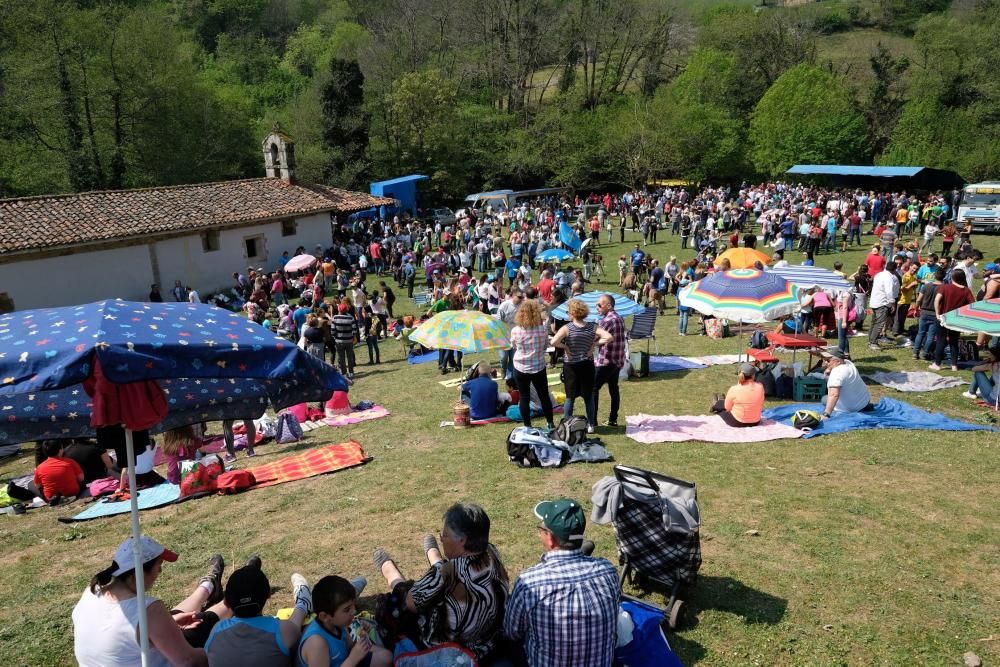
[246,440,369,488]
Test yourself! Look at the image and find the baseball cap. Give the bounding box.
[739,362,757,377]
[984,262,998,274]
[534,498,586,543]
[224,566,271,617]
[821,347,846,360]
[112,536,178,576]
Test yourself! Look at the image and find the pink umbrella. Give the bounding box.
[285,254,318,273]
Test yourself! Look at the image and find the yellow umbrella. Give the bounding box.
[716,247,771,269]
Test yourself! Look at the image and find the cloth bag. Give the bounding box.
[275,412,304,443]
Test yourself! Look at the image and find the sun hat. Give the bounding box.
[111,536,178,576]
[534,498,586,543]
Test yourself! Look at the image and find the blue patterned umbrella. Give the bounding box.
[550,291,645,323]
[536,248,575,262]
[0,299,348,659]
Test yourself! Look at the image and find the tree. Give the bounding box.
[864,42,909,157]
[749,64,868,177]
[318,59,369,188]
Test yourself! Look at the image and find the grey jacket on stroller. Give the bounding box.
[592,464,702,628]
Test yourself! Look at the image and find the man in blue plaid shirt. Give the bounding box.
[504,498,619,666]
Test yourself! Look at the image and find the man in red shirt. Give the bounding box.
[864,246,886,275]
[930,271,975,371]
[33,440,84,502]
[536,270,556,304]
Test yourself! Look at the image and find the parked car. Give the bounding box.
[431,207,455,224]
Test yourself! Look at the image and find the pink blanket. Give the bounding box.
[625,413,803,444]
[323,405,390,427]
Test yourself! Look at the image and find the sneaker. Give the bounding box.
[902,340,912,348]
[244,554,262,570]
[201,554,225,607]
[291,573,312,613]
[951,365,959,372]
[869,345,880,351]
[961,391,978,399]
[586,425,595,434]
[245,449,256,458]
[224,453,236,463]
[372,548,395,573]
[350,576,367,596]
[601,420,619,427]
[928,363,942,371]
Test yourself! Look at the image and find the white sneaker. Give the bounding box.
[903,340,912,348]
[586,425,595,434]
[291,573,312,613]
[961,391,978,400]
[928,363,942,371]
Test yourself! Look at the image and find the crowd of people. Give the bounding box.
[74,499,620,667]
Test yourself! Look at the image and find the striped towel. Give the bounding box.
[246,441,369,488]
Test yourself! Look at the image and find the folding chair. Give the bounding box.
[628,307,659,354]
[412,291,431,307]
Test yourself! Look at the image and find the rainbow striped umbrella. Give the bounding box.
[941,298,1000,336]
[410,309,512,353]
[678,269,800,323]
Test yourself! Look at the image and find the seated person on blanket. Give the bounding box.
[117,438,166,494]
[205,559,335,667]
[963,345,1000,404]
[819,348,873,418]
[296,575,392,667]
[34,438,113,484]
[33,440,84,504]
[73,536,230,667]
[461,361,502,420]
[710,363,765,427]
[372,503,509,661]
[160,425,209,485]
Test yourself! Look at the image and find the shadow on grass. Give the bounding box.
[688,574,788,627]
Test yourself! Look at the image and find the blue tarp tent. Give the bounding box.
[786,165,964,190]
[370,174,429,218]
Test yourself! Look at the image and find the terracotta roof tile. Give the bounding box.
[0,178,394,256]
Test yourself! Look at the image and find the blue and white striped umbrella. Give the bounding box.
[769,266,852,293]
[550,291,645,323]
[536,248,575,262]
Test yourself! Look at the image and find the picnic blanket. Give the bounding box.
[407,351,438,365]
[762,398,996,439]
[69,441,369,520]
[323,405,390,427]
[625,414,804,444]
[687,354,743,366]
[438,373,560,388]
[865,371,967,392]
[649,356,709,373]
[246,440,369,488]
[70,483,182,521]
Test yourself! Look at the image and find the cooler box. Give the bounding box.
[793,375,827,402]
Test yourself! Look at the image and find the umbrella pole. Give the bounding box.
[125,428,151,667]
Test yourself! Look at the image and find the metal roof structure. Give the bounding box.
[786,165,964,190]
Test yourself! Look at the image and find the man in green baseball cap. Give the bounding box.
[504,498,619,667]
[533,498,587,546]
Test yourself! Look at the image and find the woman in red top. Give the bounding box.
[930,270,975,371]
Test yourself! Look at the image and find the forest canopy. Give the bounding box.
[1,0,998,202]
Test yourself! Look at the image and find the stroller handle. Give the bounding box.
[613,464,696,495]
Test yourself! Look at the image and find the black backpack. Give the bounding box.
[553,416,588,446]
[750,330,768,349]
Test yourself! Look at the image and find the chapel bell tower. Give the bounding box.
[262,123,296,183]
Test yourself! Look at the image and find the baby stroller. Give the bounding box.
[594,464,701,629]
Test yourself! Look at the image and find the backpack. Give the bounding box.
[749,330,768,349]
[179,456,224,497]
[775,373,794,399]
[553,416,588,446]
[255,414,277,438]
[656,275,667,292]
[275,412,304,444]
[215,470,256,495]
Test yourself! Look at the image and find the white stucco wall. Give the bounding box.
[0,245,154,309]
[0,213,332,311]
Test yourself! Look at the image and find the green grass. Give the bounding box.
[1,227,998,666]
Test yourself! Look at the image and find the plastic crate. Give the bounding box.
[793,375,827,402]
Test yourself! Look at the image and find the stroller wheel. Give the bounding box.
[667,599,684,630]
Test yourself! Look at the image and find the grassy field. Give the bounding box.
[1,227,998,666]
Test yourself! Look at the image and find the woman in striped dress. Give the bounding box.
[551,298,612,432]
